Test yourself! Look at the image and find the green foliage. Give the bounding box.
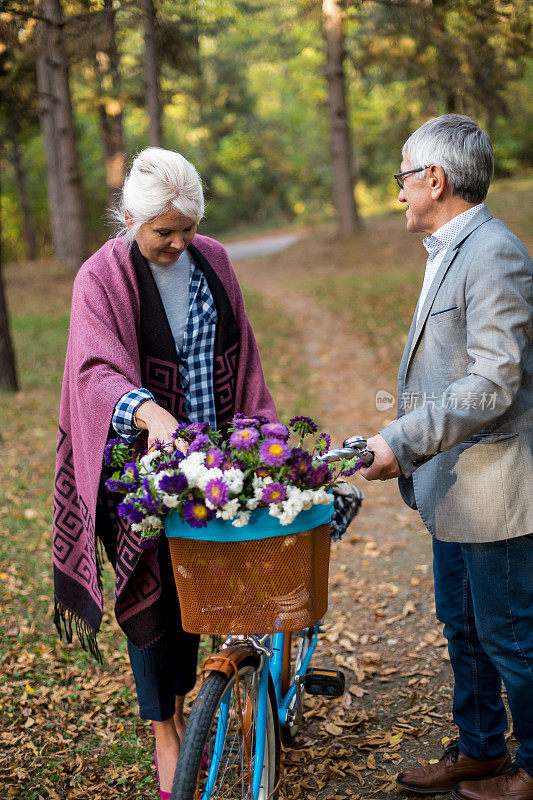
[1,0,533,258]
[344,0,533,186]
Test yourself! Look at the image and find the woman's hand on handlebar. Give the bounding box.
[358,434,401,481]
[133,400,188,453]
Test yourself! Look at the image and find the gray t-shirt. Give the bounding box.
[148,249,192,351]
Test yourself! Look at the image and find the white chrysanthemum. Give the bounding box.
[278,506,300,525]
[252,474,266,490]
[180,451,206,470]
[216,498,241,521]
[138,449,160,473]
[161,493,179,508]
[145,515,163,528]
[197,466,224,492]
[224,467,244,495]
[313,488,333,505]
[232,510,251,527]
[246,496,260,510]
[179,452,207,487]
[268,503,283,519]
[131,521,147,532]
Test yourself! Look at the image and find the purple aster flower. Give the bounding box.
[232,416,261,429]
[119,462,140,487]
[186,422,210,436]
[158,472,188,495]
[255,466,273,479]
[167,450,185,468]
[104,477,137,493]
[304,463,332,489]
[142,478,160,514]
[290,415,318,435]
[205,478,230,508]
[229,427,260,450]
[252,414,270,425]
[172,423,188,438]
[340,458,364,477]
[117,501,145,525]
[315,433,332,455]
[288,448,313,483]
[188,433,210,453]
[262,482,287,505]
[205,447,224,469]
[221,456,245,471]
[183,499,214,528]
[261,423,290,441]
[103,438,132,468]
[259,438,291,466]
[138,530,163,549]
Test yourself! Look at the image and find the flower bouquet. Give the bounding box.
[105,414,361,634]
[104,414,361,548]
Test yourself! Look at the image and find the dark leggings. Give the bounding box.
[127,544,200,721]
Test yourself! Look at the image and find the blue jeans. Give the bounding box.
[433,536,533,774]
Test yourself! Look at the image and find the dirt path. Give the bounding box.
[233,248,458,799]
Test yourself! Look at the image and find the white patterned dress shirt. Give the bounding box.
[416,204,484,324]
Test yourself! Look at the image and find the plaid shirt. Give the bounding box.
[112,257,218,440]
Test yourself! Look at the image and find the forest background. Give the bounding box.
[1,0,533,269]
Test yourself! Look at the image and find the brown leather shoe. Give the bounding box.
[396,744,512,794]
[453,765,533,800]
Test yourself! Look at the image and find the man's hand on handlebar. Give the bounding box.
[358,434,401,481]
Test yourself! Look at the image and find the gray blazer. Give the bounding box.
[381,206,533,543]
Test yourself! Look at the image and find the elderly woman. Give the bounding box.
[53,148,277,798]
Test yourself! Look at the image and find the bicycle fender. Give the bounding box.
[201,644,261,679]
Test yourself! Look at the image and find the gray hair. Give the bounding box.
[402,114,494,204]
[110,147,204,245]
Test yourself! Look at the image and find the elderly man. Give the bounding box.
[360,114,533,800]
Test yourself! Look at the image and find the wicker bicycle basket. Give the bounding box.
[166,503,332,635]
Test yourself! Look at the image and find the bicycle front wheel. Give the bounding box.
[172,664,280,800]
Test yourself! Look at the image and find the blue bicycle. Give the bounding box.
[170,437,373,800]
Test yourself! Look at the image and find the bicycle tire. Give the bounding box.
[171,662,280,800]
[280,626,314,745]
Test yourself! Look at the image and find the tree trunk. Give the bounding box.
[96,0,125,207]
[0,165,18,391]
[10,120,38,261]
[142,0,163,147]
[36,0,88,272]
[323,0,361,235]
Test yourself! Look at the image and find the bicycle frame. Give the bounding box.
[203,624,320,800]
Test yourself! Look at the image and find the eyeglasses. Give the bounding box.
[393,166,427,190]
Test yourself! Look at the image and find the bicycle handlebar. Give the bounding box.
[313,435,374,467]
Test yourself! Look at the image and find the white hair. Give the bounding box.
[110,147,204,245]
[402,114,494,204]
